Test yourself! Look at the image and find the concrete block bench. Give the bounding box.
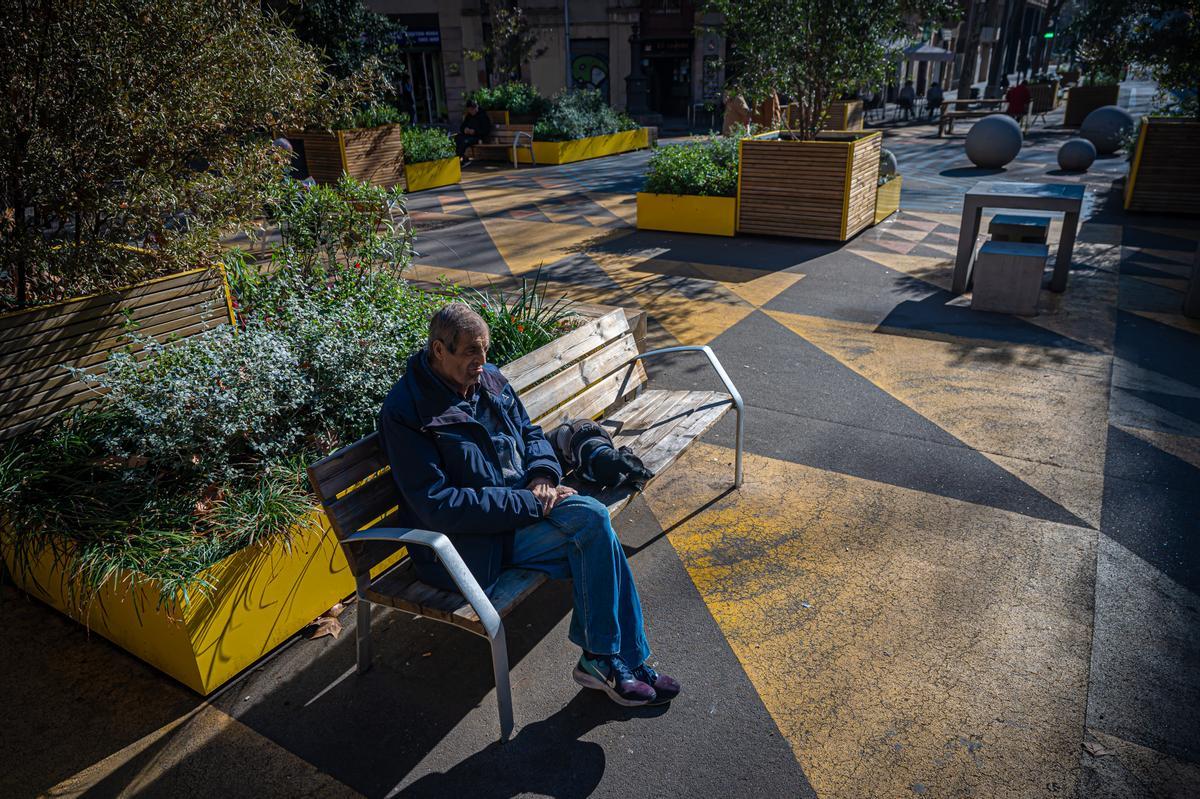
[970,240,1049,316]
[988,213,1050,244]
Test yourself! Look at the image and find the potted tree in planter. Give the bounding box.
[289,103,408,189]
[637,133,740,236]
[713,0,949,240]
[1063,9,1127,127]
[1075,0,1200,215]
[401,127,461,192]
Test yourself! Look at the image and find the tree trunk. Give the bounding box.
[956,0,982,98]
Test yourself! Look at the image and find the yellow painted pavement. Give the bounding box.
[643,442,1097,799]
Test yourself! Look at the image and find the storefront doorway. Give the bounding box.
[643,39,691,118]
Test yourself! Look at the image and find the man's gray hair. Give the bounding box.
[428,302,489,353]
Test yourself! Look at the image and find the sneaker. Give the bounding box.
[633,663,681,704]
[573,654,657,706]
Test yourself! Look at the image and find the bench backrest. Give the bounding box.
[0,267,232,440]
[485,124,534,145]
[308,308,645,577]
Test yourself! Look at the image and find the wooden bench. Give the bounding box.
[466,124,535,168]
[306,308,743,740]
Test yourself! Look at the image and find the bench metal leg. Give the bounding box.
[356,594,373,674]
[489,623,514,742]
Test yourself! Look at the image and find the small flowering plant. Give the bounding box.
[470,270,579,366]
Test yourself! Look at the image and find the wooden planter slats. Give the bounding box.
[737,130,882,240]
[288,124,406,189]
[0,267,234,440]
[1064,85,1119,127]
[1124,117,1200,216]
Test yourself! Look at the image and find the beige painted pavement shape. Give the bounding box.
[643,442,1097,799]
[765,310,1111,528]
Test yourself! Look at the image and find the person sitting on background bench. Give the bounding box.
[377,303,682,707]
[455,100,493,164]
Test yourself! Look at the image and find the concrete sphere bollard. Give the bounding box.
[964,114,1023,169]
[1079,105,1134,155]
[880,148,898,177]
[1057,137,1097,172]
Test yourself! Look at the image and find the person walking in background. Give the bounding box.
[897,80,916,121]
[1005,79,1032,121]
[925,81,944,121]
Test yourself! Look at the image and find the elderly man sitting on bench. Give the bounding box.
[377,303,681,707]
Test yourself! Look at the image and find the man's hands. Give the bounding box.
[464,127,475,135]
[528,476,576,516]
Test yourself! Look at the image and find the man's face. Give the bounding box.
[466,104,478,115]
[431,332,489,395]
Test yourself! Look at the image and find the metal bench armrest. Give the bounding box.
[341,528,502,638]
[511,130,534,168]
[617,345,745,487]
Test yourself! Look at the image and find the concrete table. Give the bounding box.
[953,181,1085,294]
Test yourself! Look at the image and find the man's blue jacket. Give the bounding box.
[377,350,563,591]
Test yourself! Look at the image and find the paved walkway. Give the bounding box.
[3,94,1198,798]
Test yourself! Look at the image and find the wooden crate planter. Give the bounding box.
[519,128,651,165]
[736,130,882,240]
[636,193,736,237]
[874,176,902,224]
[403,156,462,193]
[0,267,234,441]
[1063,85,1119,127]
[484,110,539,126]
[288,124,405,189]
[823,100,865,131]
[1124,117,1200,216]
[2,512,403,695]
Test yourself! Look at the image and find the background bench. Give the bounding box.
[466,124,535,168]
[307,308,743,740]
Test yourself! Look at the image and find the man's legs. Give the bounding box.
[455,133,478,160]
[509,494,650,666]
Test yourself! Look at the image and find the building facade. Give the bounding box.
[367,0,726,124]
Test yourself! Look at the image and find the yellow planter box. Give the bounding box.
[519,128,651,165]
[3,511,402,695]
[636,192,736,237]
[874,176,902,224]
[404,156,462,193]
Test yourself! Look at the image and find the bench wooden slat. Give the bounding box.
[364,560,547,634]
[501,309,628,393]
[307,432,390,504]
[520,332,639,421]
[532,361,647,431]
[323,470,399,537]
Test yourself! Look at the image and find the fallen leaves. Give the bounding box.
[303,600,349,640]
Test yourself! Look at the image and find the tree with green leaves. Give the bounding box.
[467,5,548,86]
[0,0,329,309]
[710,0,956,139]
[266,0,406,86]
[1072,0,1199,114]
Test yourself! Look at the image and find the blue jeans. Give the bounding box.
[508,494,651,666]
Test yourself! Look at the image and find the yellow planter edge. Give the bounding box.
[520,128,651,165]
[636,193,736,237]
[404,156,462,193]
[874,176,902,224]
[3,510,403,695]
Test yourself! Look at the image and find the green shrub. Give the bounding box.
[0,176,577,610]
[339,102,407,129]
[643,136,740,197]
[470,272,579,366]
[401,126,456,164]
[533,88,639,142]
[466,81,550,116]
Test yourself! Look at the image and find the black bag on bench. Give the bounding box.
[549,419,654,491]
